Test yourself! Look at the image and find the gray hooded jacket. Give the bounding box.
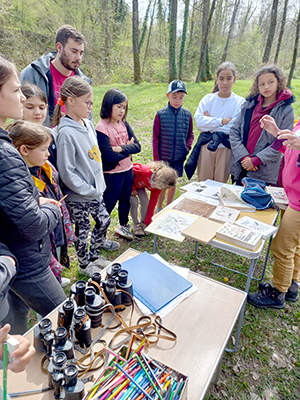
[229,94,294,185]
[19,51,92,127]
[56,117,106,202]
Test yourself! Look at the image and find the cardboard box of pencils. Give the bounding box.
[83,346,188,400]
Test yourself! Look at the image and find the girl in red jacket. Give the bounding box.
[130,161,178,236]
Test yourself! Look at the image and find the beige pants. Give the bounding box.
[271,206,300,292]
[197,144,232,183]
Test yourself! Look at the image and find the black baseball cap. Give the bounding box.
[167,80,187,94]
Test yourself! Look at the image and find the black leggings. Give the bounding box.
[103,168,133,226]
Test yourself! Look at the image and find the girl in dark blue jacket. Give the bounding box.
[0,56,66,334]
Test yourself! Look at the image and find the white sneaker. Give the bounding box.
[89,257,111,268]
[115,225,133,240]
[61,277,70,287]
[78,262,102,277]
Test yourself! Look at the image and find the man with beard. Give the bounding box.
[20,25,91,127]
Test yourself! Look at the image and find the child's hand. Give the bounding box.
[39,197,63,216]
[278,130,300,150]
[260,115,279,137]
[39,197,61,207]
[112,146,123,153]
[0,324,36,373]
[204,111,210,117]
[127,137,135,145]
[131,190,138,197]
[222,118,231,125]
[241,156,257,171]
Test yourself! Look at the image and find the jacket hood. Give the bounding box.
[31,52,92,84]
[246,90,295,105]
[58,116,92,133]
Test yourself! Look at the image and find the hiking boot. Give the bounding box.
[99,238,120,251]
[286,280,299,302]
[115,225,133,240]
[139,221,151,236]
[247,284,285,309]
[133,223,145,236]
[259,280,299,302]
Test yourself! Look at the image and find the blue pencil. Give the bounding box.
[115,363,153,400]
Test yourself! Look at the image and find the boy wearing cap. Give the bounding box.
[153,80,194,209]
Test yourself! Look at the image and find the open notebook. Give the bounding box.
[121,252,193,314]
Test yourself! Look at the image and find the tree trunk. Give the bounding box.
[169,0,177,81]
[274,0,288,64]
[142,0,157,72]
[184,0,196,71]
[196,0,217,83]
[287,8,300,88]
[132,0,142,84]
[179,0,189,79]
[262,0,279,63]
[221,0,240,63]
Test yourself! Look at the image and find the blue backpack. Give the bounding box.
[241,178,275,210]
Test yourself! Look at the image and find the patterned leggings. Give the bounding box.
[67,197,110,267]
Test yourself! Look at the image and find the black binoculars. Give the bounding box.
[51,354,85,400]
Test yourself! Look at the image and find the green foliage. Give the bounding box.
[1,0,299,85]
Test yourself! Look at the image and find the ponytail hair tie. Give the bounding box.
[57,98,65,107]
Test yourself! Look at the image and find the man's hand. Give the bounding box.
[0,324,35,373]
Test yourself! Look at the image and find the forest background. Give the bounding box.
[0,0,300,85]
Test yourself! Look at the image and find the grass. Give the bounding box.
[60,80,300,400]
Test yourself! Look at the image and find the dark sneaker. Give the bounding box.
[99,238,120,251]
[115,225,133,240]
[247,285,285,309]
[259,280,299,302]
[286,280,299,302]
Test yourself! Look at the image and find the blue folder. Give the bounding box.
[121,252,192,314]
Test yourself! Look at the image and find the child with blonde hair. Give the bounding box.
[130,161,178,236]
[54,76,119,276]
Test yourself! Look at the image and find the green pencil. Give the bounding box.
[3,341,8,400]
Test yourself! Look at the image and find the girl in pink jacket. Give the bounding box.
[248,117,300,309]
